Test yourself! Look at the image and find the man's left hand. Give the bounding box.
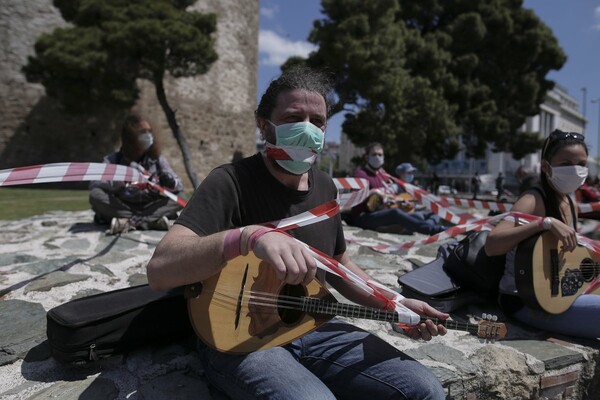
[398,298,449,341]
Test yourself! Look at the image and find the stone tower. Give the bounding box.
[0,0,259,189]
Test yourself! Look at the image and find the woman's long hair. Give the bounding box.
[120,113,162,163]
[539,130,588,223]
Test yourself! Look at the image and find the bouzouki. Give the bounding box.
[186,253,507,354]
[515,231,600,314]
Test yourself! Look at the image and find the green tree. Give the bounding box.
[290,0,565,166]
[23,0,218,188]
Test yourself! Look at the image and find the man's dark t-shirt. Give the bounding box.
[176,153,346,257]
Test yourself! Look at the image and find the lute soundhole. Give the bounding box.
[277,284,306,324]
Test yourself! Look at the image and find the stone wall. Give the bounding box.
[0,0,259,189]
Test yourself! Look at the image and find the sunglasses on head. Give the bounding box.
[542,130,585,156]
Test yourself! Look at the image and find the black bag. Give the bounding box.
[398,244,489,312]
[443,230,506,295]
[46,284,194,363]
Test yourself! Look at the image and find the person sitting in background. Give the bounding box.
[485,129,600,339]
[89,113,184,235]
[348,143,446,235]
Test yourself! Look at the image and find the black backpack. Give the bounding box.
[443,230,506,296]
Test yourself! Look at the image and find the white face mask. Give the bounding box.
[368,154,384,169]
[547,165,588,194]
[139,132,154,151]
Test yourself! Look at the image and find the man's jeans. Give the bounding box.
[198,320,445,400]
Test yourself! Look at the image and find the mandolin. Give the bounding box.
[515,231,600,314]
[186,253,507,354]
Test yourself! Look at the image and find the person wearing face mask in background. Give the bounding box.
[348,145,447,235]
[89,113,184,235]
[146,67,449,400]
[485,129,600,339]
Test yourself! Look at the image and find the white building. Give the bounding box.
[436,84,588,192]
[337,84,588,191]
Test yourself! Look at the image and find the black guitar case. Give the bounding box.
[398,256,489,313]
[46,284,194,363]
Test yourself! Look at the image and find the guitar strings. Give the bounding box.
[197,288,503,337]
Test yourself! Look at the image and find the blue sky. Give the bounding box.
[257,0,600,155]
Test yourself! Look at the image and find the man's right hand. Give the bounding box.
[249,228,317,286]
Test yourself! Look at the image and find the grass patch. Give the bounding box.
[0,188,90,220]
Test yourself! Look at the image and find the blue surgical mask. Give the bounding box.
[139,132,154,151]
[265,121,325,175]
[404,174,414,183]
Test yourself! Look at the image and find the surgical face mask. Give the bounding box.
[139,132,154,151]
[368,154,384,169]
[404,174,414,183]
[265,120,324,175]
[547,165,588,194]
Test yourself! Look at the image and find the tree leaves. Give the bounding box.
[24,0,217,113]
[298,0,565,167]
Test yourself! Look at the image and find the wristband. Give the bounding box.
[223,228,243,261]
[248,227,274,251]
[538,217,552,230]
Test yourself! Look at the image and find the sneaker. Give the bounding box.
[109,217,134,235]
[149,216,170,231]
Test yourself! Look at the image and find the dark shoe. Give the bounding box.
[148,216,170,231]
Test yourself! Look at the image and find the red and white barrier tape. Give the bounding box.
[332,177,370,210]
[355,214,504,254]
[390,176,481,225]
[577,201,600,214]
[0,162,188,207]
[0,162,146,186]
[248,198,417,321]
[438,196,512,212]
[129,162,187,207]
[261,200,340,230]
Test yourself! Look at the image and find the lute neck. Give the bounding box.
[302,297,480,335]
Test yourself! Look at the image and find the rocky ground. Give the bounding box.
[0,210,598,399]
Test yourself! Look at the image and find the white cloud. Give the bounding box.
[259,29,318,67]
[593,6,600,31]
[260,6,278,20]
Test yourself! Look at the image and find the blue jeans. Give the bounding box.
[354,209,442,235]
[513,294,600,339]
[198,320,445,400]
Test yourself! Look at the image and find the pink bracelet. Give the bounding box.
[248,227,274,251]
[223,228,243,261]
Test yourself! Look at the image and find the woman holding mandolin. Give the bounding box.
[349,144,447,235]
[147,67,448,399]
[485,129,600,339]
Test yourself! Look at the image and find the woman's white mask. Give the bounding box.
[547,165,588,194]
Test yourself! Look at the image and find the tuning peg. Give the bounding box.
[482,313,488,320]
[492,315,498,322]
